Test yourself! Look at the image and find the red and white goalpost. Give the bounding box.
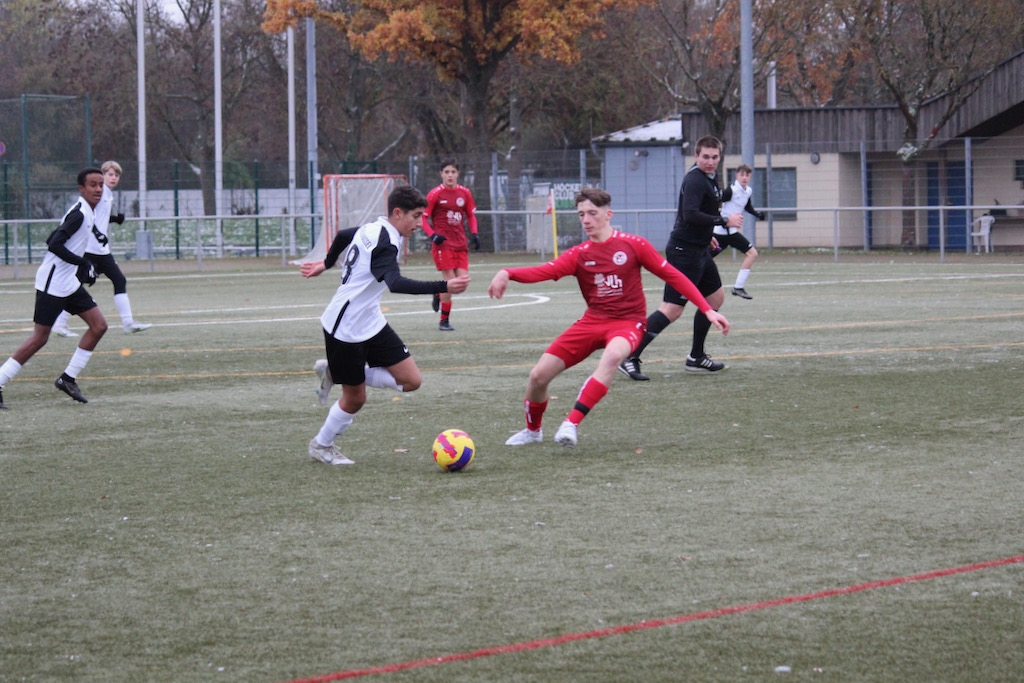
[294,174,407,264]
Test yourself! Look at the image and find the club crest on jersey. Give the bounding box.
[456,197,465,207]
[613,250,628,265]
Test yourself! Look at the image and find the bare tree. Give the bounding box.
[624,0,806,145]
[840,0,1024,245]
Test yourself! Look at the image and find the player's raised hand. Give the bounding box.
[488,270,510,299]
[706,309,730,335]
[446,275,470,295]
[301,261,326,278]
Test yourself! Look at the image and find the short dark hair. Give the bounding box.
[387,184,428,214]
[440,156,459,171]
[736,164,753,174]
[694,136,723,154]
[575,187,611,208]
[78,167,103,186]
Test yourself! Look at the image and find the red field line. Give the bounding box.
[282,554,1024,683]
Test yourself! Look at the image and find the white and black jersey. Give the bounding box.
[320,217,447,343]
[85,184,114,255]
[34,199,95,297]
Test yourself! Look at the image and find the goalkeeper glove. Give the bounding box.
[77,262,97,286]
[431,234,447,246]
[755,210,766,221]
[471,234,480,251]
[111,212,125,224]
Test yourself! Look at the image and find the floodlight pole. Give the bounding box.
[740,0,755,246]
[214,0,224,257]
[136,0,147,228]
[306,17,319,245]
[288,26,297,255]
[20,94,29,218]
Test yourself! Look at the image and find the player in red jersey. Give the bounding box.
[422,157,479,331]
[488,187,730,448]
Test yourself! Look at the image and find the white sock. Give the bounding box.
[0,358,23,386]
[53,310,72,330]
[114,293,134,326]
[63,348,93,380]
[315,402,356,446]
[735,269,751,289]
[364,365,402,391]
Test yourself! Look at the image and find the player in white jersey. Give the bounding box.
[52,160,151,336]
[0,169,110,408]
[299,184,470,465]
[713,164,765,300]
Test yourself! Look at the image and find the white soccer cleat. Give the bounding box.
[307,438,354,465]
[53,326,79,338]
[505,428,543,446]
[314,359,334,406]
[554,420,578,448]
[124,322,152,334]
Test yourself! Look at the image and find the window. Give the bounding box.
[726,167,797,221]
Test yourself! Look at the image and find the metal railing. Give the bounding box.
[3,204,1022,279]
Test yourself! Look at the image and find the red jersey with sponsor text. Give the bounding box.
[422,184,477,250]
[504,231,711,322]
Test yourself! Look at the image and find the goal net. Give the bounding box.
[294,174,407,264]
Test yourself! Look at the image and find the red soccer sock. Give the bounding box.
[566,376,609,425]
[525,398,548,432]
[440,302,452,321]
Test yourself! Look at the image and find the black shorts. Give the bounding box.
[87,252,128,292]
[34,288,97,327]
[662,244,722,307]
[714,231,753,253]
[323,324,411,387]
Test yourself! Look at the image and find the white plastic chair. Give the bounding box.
[971,215,995,253]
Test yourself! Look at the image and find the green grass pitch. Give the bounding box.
[1,251,1023,682]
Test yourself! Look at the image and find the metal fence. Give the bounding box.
[4,202,1022,280]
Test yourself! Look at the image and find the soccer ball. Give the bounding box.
[432,429,475,472]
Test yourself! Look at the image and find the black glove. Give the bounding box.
[77,261,97,286]
[111,212,125,224]
[755,210,766,221]
[431,233,447,246]
[471,234,480,251]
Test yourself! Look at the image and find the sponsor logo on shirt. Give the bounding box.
[594,273,624,297]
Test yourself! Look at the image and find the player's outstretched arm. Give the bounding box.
[447,275,470,294]
[488,270,510,299]
[301,261,326,278]
[705,309,730,335]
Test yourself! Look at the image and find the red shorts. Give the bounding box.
[545,315,646,368]
[432,246,469,272]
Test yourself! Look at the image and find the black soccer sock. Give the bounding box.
[690,309,714,359]
[632,310,672,359]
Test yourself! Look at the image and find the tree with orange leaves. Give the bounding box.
[263,0,650,153]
